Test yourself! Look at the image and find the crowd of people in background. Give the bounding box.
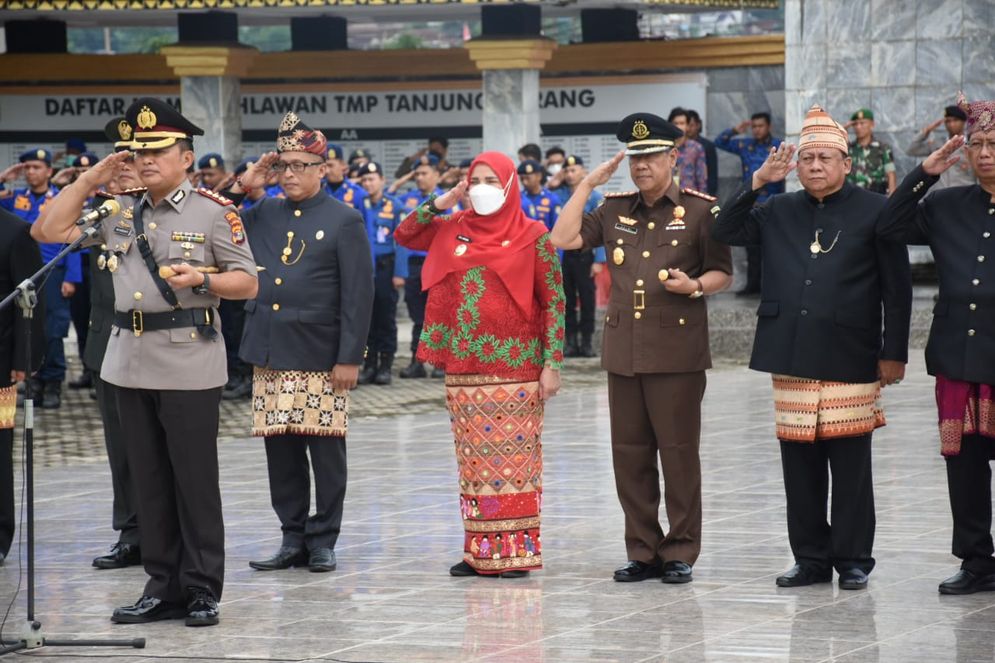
[0,102,975,407]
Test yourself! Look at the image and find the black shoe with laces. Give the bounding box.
[185,587,219,627]
[92,542,141,569]
[111,595,186,624]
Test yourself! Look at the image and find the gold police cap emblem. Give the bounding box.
[631,120,650,140]
[136,106,157,130]
[208,158,218,168]
[118,120,133,141]
[36,149,46,160]
[369,163,377,173]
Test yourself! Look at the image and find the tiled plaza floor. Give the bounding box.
[1,354,994,662]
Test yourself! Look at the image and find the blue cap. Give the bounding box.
[198,153,225,170]
[517,159,543,175]
[71,152,100,168]
[19,149,52,165]
[411,153,440,171]
[65,137,87,153]
[326,144,345,161]
[349,148,371,163]
[565,155,584,167]
[234,157,257,176]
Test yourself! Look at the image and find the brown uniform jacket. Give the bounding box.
[579,182,732,376]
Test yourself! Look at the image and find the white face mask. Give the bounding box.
[468,177,513,216]
[546,163,562,176]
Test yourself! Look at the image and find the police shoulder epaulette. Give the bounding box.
[195,188,234,206]
[120,187,148,196]
[681,188,717,202]
[605,191,638,198]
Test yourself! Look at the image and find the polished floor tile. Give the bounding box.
[1,354,992,662]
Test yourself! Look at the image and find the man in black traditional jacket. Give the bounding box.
[713,104,912,591]
[880,93,995,595]
[225,112,374,574]
[0,208,44,566]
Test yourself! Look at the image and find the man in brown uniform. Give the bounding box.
[551,113,733,583]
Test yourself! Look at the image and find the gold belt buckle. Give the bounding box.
[132,310,143,337]
[633,289,646,310]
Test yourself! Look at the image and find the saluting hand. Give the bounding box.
[752,143,797,189]
[922,118,944,135]
[78,151,134,189]
[434,180,467,211]
[583,151,626,189]
[922,134,965,176]
[239,152,280,191]
[0,163,25,183]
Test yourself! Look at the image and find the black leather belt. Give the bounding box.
[113,307,217,339]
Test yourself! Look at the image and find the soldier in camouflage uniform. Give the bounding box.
[846,109,897,195]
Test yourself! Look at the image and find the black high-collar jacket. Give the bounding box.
[713,180,912,384]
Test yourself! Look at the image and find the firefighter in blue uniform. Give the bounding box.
[357,162,409,385]
[398,153,457,379]
[518,159,560,230]
[0,148,81,408]
[324,144,368,211]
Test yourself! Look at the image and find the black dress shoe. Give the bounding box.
[248,546,308,571]
[68,371,92,389]
[838,568,869,590]
[111,595,186,624]
[661,560,693,584]
[450,560,481,577]
[938,569,995,595]
[500,570,529,578]
[613,560,662,582]
[776,564,832,588]
[399,360,427,379]
[185,587,219,627]
[222,376,252,400]
[308,547,337,572]
[93,542,141,569]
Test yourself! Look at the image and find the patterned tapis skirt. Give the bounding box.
[0,385,14,430]
[446,375,543,574]
[252,368,349,438]
[772,375,885,442]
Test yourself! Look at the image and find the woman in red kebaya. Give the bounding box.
[395,151,565,577]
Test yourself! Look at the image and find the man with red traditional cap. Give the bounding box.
[712,105,912,591]
[881,94,995,595]
[224,112,373,576]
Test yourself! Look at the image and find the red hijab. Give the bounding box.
[421,151,548,315]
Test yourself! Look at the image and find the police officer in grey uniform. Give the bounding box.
[88,117,143,569]
[33,98,258,627]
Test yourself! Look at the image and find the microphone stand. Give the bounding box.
[0,220,144,655]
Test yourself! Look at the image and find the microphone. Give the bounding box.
[75,199,122,226]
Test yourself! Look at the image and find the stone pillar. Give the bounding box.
[160,46,257,169]
[465,39,556,154]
